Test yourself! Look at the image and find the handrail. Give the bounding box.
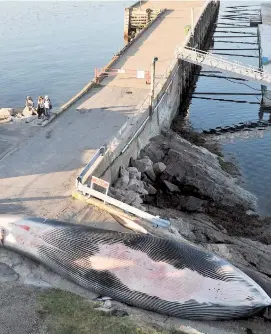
[76,145,107,186]
[77,183,170,228]
[176,46,271,85]
[182,46,265,74]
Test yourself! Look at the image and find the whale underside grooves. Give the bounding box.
[1,216,270,320]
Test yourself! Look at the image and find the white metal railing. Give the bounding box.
[77,183,170,228]
[176,46,271,85]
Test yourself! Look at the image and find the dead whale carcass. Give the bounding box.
[0,215,270,320]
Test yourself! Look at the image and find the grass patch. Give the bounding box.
[38,289,181,334]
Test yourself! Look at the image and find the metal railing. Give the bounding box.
[76,145,107,187]
[94,68,151,85]
[176,46,271,85]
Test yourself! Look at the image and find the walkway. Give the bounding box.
[78,1,203,114]
[177,46,271,85]
[0,1,204,221]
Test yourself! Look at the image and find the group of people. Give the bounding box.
[25,95,52,119]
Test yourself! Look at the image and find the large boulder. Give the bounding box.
[127,178,148,195]
[162,140,257,210]
[119,166,129,178]
[114,175,129,189]
[143,182,157,195]
[153,162,166,175]
[140,141,167,163]
[131,157,153,173]
[180,196,207,213]
[109,188,138,205]
[163,180,180,193]
[130,196,144,210]
[144,168,156,182]
[0,108,13,121]
[127,167,141,180]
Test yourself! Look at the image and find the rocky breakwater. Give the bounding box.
[109,128,271,322]
[110,128,257,216]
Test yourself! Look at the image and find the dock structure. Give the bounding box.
[176,46,271,86]
[78,1,207,114]
[77,0,219,183]
[0,1,219,223]
[124,1,164,43]
[260,3,271,109]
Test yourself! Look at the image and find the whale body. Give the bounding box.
[1,215,270,320]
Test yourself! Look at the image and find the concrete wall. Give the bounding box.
[92,1,220,185]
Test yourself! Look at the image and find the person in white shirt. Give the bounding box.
[44,95,52,119]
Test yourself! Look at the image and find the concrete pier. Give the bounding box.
[0,0,219,220]
[77,0,219,183]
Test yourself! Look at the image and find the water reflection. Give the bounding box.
[186,1,271,215]
[0,1,133,108]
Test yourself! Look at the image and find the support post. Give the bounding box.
[124,8,131,44]
[191,7,194,37]
[257,25,264,109]
[149,57,158,116]
[94,68,98,83]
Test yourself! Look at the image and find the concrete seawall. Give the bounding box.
[87,1,220,184]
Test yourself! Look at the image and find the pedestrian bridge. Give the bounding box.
[176,46,271,86]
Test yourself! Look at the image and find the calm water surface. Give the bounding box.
[0,1,132,107]
[188,1,271,215]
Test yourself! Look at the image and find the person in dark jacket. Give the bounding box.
[37,96,45,119]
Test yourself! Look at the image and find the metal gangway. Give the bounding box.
[175,46,271,86]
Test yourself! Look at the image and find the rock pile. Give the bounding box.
[0,107,49,126]
[109,160,158,211]
[110,129,257,214]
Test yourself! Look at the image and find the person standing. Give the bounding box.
[44,95,52,119]
[37,96,45,119]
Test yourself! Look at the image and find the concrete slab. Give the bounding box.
[77,85,147,116]
[0,123,39,161]
[0,105,129,219]
[78,1,204,112]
